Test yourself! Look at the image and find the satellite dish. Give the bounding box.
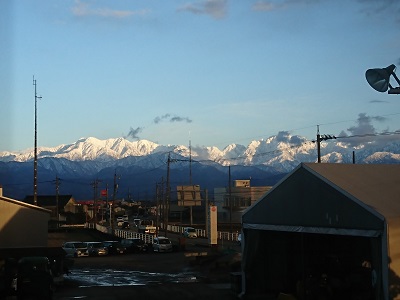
[365,64,396,92]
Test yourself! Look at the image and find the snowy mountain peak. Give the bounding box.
[1,137,161,162]
[1,133,400,172]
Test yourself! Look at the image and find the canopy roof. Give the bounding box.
[241,163,400,300]
[243,163,400,233]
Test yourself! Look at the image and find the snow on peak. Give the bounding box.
[1,133,400,171]
[1,137,161,162]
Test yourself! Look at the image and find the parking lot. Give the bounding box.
[49,229,241,300]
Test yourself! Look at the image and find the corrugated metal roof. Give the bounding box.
[304,163,400,221]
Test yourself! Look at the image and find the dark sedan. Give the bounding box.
[102,241,127,255]
[120,238,148,253]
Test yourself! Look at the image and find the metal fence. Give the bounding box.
[167,224,240,241]
[114,229,155,244]
[86,222,241,243]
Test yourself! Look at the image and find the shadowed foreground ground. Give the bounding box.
[55,281,238,300]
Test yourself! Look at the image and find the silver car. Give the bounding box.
[183,227,197,238]
[62,241,89,258]
[152,237,173,253]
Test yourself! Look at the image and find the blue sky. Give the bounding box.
[1,0,400,152]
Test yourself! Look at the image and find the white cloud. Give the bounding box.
[177,0,228,19]
[252,1,280,11]
[337,113,400,147]
[72,1,149,19]
[252,0,319,12]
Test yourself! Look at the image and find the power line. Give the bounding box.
[336,131,400,139]
[195,130,400,165]
[210,112,400,149]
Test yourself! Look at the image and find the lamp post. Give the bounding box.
[366,64,400,94]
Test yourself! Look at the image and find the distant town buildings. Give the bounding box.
[214,180,272,223]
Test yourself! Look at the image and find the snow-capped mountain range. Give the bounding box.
[1,132,399,200]
[2,132,400,170]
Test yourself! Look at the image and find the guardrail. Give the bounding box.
[85,222,241,243]
[166,224,240,241]
[114,229,155,244]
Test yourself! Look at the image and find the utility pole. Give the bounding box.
[314,125,337,163]
[33,76,42,206]
[317,125,321,163]
[189,140,194,226]
[156,180,164,236]
[112,170,120,233]
[204,189,208,238]
[160,177,164,235]
[101,183,108,224]
[229,165,232,233]
[156,182,159,236]
[189,139,192,184]
[92,178,101,225]
[55,175,60,227]
[113,170,119,201]
[165,153,171,237]
[127,188,132,201]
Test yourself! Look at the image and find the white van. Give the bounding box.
[183,227,197,238]
[152,237,172,253]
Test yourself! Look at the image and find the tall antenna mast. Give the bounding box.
[33,76,42,206]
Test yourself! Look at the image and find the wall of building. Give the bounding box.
[0,197,50,248]
[214,185,272,223]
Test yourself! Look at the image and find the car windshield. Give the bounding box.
[158,239,170,244]
[90,243,103,248]
[103,241,118,246]
[187,228,195,232]
[73,242,86,248]
[141,220,153,225]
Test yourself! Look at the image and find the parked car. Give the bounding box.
[102,241,127,255]
[183,227,197,238]
[62,241,89,258]
[238,233,242,245]
[117,220,130,229]
[133,218,140,227]
[85,242,109,256]
[121,238,148,253]
[16,257,54,300]
[152,237,173,253]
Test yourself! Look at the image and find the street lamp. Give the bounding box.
[366,64,400,94]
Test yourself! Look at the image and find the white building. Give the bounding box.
[214,180,272,223]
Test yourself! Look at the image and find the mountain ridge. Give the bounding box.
[1,133,400,200]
